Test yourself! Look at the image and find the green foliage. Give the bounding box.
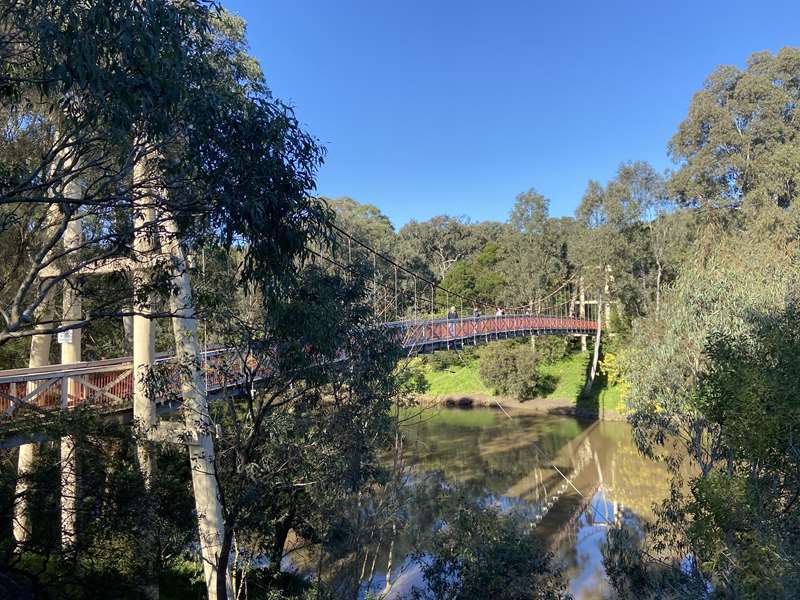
[410,496,568,600]
[419,348,615,408]
[398,215,485,282]
[0,423,196,599]
[534,336,569,364]
[670,48,800,212]
[615,225,800,597]
[573,161,687,318]
[0,1,330,345]
[437,242,506,306]
[159,556,205,600]
[206,264,404,586]
[601,50,800,599]
[426,349,462,371]
[501,189,568,310]
[478,341,539,400]
[603,521,709,600]
[598,351,624,387]
[623,228,796,465]
[0,337,27,370]
[327,196,396,252]
[680,302,800,598]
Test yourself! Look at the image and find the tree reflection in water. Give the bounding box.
[287,409,673,600]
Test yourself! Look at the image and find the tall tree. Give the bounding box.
[502,189,567,311]
[573,162,684,320]
[398,215,481,283]
[669,47,800,214]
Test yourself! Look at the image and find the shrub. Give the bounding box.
[478,341,539,400]
[533,336,569,364]
[412,498,569,599]
[427,350,461,371]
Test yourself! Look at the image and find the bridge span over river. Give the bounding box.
[0,314,597,439]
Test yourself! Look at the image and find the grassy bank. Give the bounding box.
[418,348,626,415]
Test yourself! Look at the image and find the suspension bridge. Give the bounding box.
[2,215,603,594]
[0,313,596,441]
[0,219,601,438]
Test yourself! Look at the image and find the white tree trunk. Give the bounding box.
[583,301,602,397]
[13,297,54,546]
[162,217,229,599]
[579,276,587,352]
[569,284,577,318]
[60,215,82,549]
[604,265,612,327]
[655,261,662,316]
[132,160,159,600]
[132,160,157,487]
[123,313,134,351]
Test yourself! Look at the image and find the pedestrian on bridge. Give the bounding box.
[447,306,458,337]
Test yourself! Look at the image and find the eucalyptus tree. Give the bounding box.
[670,47,800,215]
[326,196,396,253]
[611,227,800,599]
[0,2,329,344]
[501,189,569,312]
[1,3,331,599]
[204,263,404,598]
[572,161,684,322]
[398,215,481,283]
[437,241,505,308]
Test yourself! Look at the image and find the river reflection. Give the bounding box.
[290,408,672,599]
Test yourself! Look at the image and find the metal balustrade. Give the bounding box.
[0,314,597,419]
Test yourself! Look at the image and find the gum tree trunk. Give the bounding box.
[583,300,602,398]
[13,297,53,545]
[604,265,612,328]
[132,158,159,599]
[162,217,229,600]
[579,276,587,352]
[132,159,158,485]
[60,214,82,549]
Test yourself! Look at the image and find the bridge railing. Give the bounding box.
[0,314,597,419]
[386,314,597,351]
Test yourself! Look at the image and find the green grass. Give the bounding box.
[538,352,589,400]
[593,376,626,414]
[576,362,627,415]
[423,357,491,396]
[419,347,626,414]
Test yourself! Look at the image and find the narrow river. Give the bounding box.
[290,407,673,599]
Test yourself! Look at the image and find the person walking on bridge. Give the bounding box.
[447,306,458,337]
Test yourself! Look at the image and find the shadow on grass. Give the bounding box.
[534,373,558,397]
[572,341,606,418]
[577,371,610,413]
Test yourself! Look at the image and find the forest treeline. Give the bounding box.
[326,157,684,327]
[1,0,799,598]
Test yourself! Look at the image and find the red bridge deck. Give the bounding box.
[0,314,597,419]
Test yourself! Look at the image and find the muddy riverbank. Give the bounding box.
[413,393,627,421]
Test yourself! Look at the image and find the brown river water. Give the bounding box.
[289,407,673,599]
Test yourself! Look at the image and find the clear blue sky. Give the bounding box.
[224,0,800,228]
